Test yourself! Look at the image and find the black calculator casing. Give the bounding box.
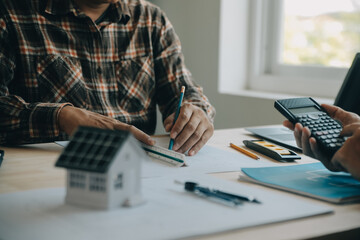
[275,97,345,158]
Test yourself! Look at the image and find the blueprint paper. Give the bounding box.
[0,175,332,240]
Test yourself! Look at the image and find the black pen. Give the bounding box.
[213,189,261,204]
[176,181,261,205]
[175,180,242,206]
[191,184,243,205]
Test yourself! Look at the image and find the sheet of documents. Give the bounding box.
[0,175,332,240]
[56,137,275,178]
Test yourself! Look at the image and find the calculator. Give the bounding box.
[275,97,345,158]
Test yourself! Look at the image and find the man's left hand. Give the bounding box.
[164,103,214,156]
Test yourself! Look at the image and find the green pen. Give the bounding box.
[168,86,185,150]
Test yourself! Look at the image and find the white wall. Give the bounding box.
[153,0,286,133]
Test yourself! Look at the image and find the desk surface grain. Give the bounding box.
[1,127,360,240]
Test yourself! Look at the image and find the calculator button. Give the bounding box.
[308,114,320,120]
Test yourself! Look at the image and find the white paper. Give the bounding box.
[0,175,332,240]
[57,137,275,179]
[142,144,274,178]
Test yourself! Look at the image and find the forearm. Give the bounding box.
[0,95,71,144]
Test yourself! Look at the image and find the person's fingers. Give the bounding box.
[172,114,201,151]
[321,104,342,119]
[188,129,214,156]
[322,104,360,125]
[308,134,345,172]
[163,113,175,132]
[170,104,193,139]
[283,120,294,130]
[294,123,303,148]
[301,127,315,158]
[310,138,335,171]
[115,123,155,146]
[341,123,360,136]
[176,121,206,153]
[330,151,348,172]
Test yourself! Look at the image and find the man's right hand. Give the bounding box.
[283,104,360,171]
[58,106,155,145]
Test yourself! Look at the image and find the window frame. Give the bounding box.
[246,0,349,98]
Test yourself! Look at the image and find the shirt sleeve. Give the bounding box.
[0,17,71,145]
[152,9,216,123]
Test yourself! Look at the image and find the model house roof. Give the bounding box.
[55,126,130,173]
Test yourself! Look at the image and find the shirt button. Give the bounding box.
[97,67,102,74]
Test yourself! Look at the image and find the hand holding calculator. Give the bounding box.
[275,97,345,158]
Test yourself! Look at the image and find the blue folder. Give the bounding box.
[241,162,360,204]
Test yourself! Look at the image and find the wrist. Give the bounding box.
[57,104,74,132]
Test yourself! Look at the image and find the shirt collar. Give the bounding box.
[43,0,130,24]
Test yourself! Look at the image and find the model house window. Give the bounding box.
[245,0,360,97]
[89,175,106,192]
[69,172,86,189]
[114,173,123,189]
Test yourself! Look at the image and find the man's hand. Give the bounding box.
[332,128,360,181]
[58,106,155,145]
[283,104,360,172]
[163,103,214,156]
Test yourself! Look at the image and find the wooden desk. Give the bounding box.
[1,128,360,240]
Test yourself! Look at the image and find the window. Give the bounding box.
[114,173,123,189]
[281,0,360,68]
[246,0,360,97]
[89,175,106,192]
[69,172,86,189]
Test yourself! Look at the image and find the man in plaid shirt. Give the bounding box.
[0,0,215,156]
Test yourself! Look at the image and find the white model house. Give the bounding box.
[55,126,147,209]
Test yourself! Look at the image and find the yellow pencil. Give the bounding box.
[230,143,259,160]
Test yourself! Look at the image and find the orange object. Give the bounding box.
[230,143,259,160]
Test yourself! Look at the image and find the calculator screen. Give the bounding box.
[289,106,320,115]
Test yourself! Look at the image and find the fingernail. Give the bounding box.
[171,131,177,139]
[149,138,155,145]
[189,150,195,156]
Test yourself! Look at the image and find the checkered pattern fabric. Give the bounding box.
[0,0,215,144]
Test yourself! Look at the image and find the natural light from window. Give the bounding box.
[281,0,360,68]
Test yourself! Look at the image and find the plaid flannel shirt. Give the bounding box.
[0,0,215,144]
